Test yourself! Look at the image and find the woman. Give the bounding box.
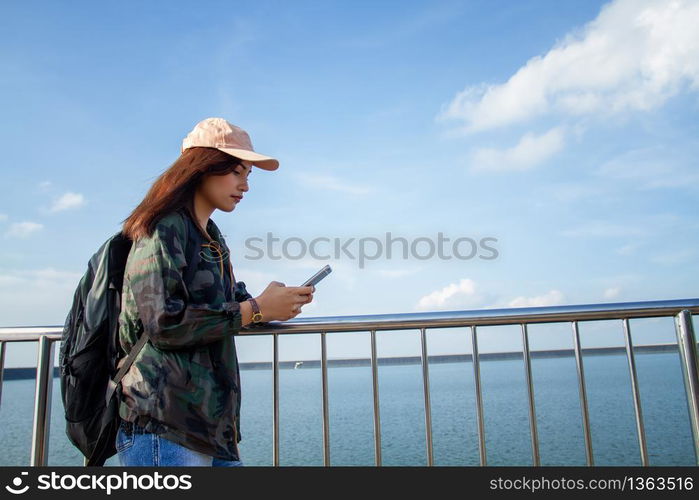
[114,117,314,466]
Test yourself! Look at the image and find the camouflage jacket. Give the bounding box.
[117,207,252,461]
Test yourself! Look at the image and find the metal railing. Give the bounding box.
[1,298,698,466]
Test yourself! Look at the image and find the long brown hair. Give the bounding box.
[120,147,242,240]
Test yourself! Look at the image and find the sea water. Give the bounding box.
[0,352,694,466]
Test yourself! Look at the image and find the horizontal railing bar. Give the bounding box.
[0,333,63,341]
[238,298,699,334]
[2,298,698,340]
[0,327,63,335]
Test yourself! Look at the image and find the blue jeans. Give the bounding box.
[116,420,243,467]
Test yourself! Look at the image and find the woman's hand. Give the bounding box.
[255,281,315,321]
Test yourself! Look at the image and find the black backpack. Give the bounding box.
[59,217,200,466]
[59,231,134,466]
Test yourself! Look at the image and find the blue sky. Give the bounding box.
[1,0,697,366]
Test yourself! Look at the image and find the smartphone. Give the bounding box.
[301,264,332,287]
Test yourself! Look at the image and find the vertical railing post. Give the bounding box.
[419,327,434,466]
[31,335,55,466]
[0,340,6,408]
[674,310,699,465]
[370,329,382,466]
[622,318,649,466]
[272,333,280,467]
[520,323,540,466]
[471,325,487,466]
[571,320,594,466]
[320,331,330,466]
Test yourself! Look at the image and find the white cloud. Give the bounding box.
[416,278,482,310]
[0,213,7,222]
[5,221,43,238]
[38,180,52,191]
[508,289,565,307]
[470,127,565,172]
[49,192,86,212]
[604,287,621,299]
[295,173,373,196]
[437,0,699,133]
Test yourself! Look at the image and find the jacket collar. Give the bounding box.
[177,207,222,243]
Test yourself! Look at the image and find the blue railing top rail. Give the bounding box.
[1,297,698,340]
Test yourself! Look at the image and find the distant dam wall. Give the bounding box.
[2,343,682,380]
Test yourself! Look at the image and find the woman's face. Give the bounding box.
[199,160,253,213]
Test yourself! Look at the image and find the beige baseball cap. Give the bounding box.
[181,117,279,171]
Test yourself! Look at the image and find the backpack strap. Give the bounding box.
[181,212,201,285]
[105,211,198,406]
[105,329,149,404]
